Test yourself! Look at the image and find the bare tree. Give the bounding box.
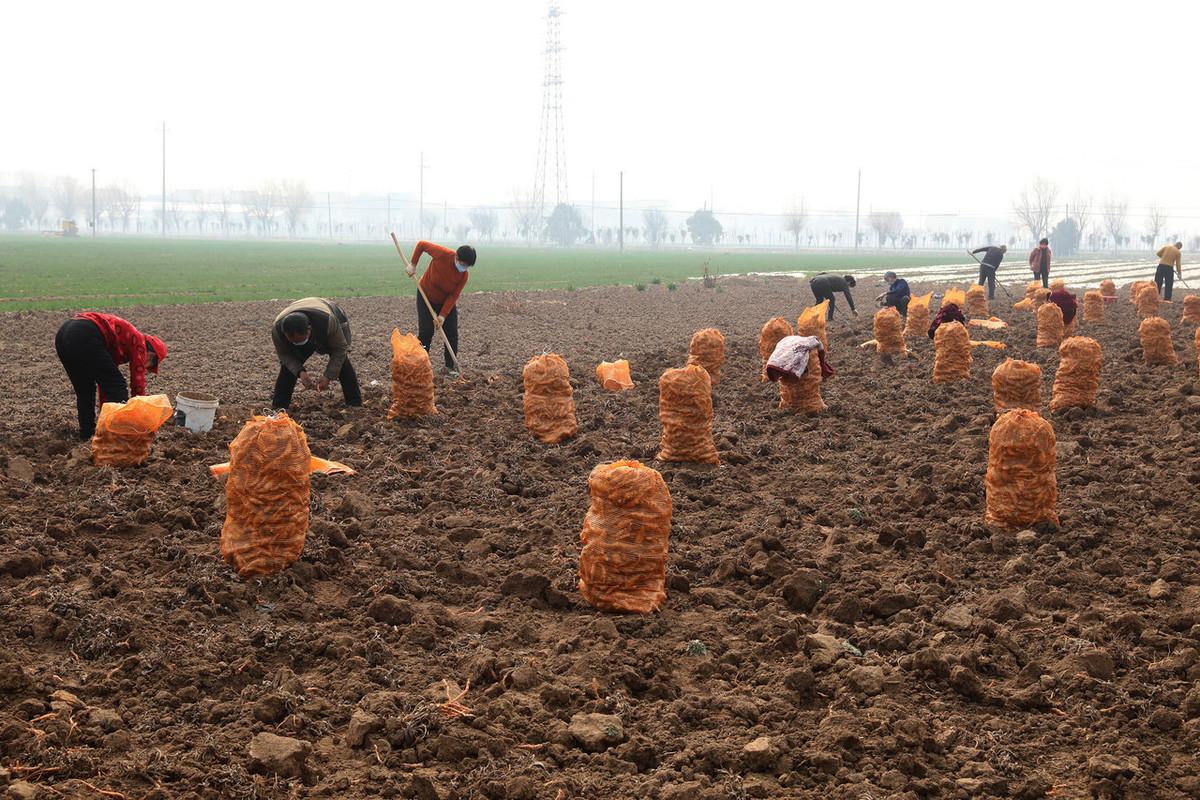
[420,210,439,239]
[868,211,904,248]
[1012,177,1058,241]
[1102,197,1128,255]
[468,207,499,241]
[18,173,49,230]
[1145,203,1168,247]
[1068,193,1091,251]
[783,201,808,250]
[192,190,209,235]
[218,193,232,236]
[108,184,138,232]
[278,180,311,237]
[510,191,542,244]
[243,183,278,236]
[168,193,185,232]
[53,176,82,223]
[642,208,669,247]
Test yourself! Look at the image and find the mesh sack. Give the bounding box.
[758,317,793,380]
[985,409,1058,529]
[1012,298,1034,312]
[1099,279,1117,298]
[578,460,672,614]
[943,288,966,308]
[1036,302,1064,348]
[1129,280,1154,305]
[686,328,725,384]
[211,413,354,578]
[1182,295,1200,324]
[387,330,437,419]
[596,359,635,391]
[91,394,174,467]
[1196,328,1200,376]
[1023,281,1041,301]
[1139,316,1178,365]
[1082,291,1105,323]
[1031,288,1051,310]
[657,365,719,465]
[523,353,578,443]
[1049,278,1066,291]
[933,321,971,383]
[992,359,1042,412]
[1064,318,1077,337]
[873,307,905,355]
[797,301,829,351]
[1136,285,1160,318]
[905,293,933,338]
[966,285,989,317]
[778,353,827,414]
[1049,336,1102,411]
[968,317,1008,331]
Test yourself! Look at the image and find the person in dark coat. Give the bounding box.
[971,244,1007,300]
[809,274,857,320]
[877,271,911,317]
[1028,238,1052,289]
[1048,286,1077,326]
[271,297,362,411]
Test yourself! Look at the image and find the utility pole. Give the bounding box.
[91,168,96,237]
[854,168,862,251]
[618,171,624,253]
[161,121,167,238]
[387,193,391,233]
[327,193,332,240]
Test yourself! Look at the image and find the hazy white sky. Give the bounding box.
[5,0,1199,224]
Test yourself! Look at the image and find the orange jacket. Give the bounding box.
[412,241,469,316]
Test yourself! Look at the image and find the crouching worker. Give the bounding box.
[272,297,362,410]
[877,271,911,317]
[928,301,966,339]
[54,312,168,440]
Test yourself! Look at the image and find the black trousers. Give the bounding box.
[885,294,910,317]
[1155,263,1175,301]
[1037,266,1049,288]
[810,287,838,320]
[272,339,362,409]
[55,319,128,440]
[977,265,997,299]
[417,296,459,368]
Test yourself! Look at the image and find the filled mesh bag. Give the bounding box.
[905,292,933,338]
[797,301,829,351]
[1182,295,1200,324]
[1196,329,1200,376]
[873,307,905,355]
[1082,291,1105,323]
[596,359,635,391]
[1136,285,1161,318]
[211,413,354,578]
[1031,288,1051,310]
[943,287,966,308]
[968,317,1008,331]
[387,330,437,419]
[778,352,827,414]
[933,321,971,383]
[657,365,719,465]
[992,359,1042,412]
[1064,318,1077,337]
[91,394,174,467]
[1036,302,1064,348]
[965,285,989,317]
[985,409,1058,529]
[686,327,725,384]
[1099,279,1117,299]
[1129,280,1154,305]
[758,317,793,380]
[523,353,578,443]
[1139,316,1178,366]
[1024,281,1041,301]
[1049,337,1102,411]
[1049,278,1066,291]
[578,460,672,614]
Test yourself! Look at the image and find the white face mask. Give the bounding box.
[293,336,310,347]
[455,260,470,273]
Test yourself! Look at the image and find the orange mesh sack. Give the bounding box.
[1196,329,1200,375]
[966,285,989,317]
[1031,288,1051,310]
[1129,281,1154,305]
[1036,302,1064,348]
[758,317,793,380]
[1024,281,1041,301]
[1049,279,1066,291]
[992,359,1042,412]
[596,359,635,391]
[1182,296,1200,324]
[1137,285,1160,318]
[578,460,672,614]
[1139,317,1178,366]
[523,353,578,443]
[212,414,354,578]
[657,365,719,465]
[387,330,437,419]
[905,293,933,338]
[985,409,1058,529]
[1050,337,1102,412]
[1082,291,1105,323]
[873,307,905,355]
[779,353,827,414]
[1100,279,1117,298]
[797,301,829,351]
[91,394,174,467]
[933,321,971,383]
[943,287,966,308]
[686,328,725,384]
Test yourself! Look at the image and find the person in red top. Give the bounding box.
[406,241,476,376]
[54,312,168,440]
[1048,286,1077,326]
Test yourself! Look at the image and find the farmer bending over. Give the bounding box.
[1048,285,1077,326]
[928,302,966,339]
[1154,241,1183,301]
[809,274,857,320]
[271,297,361,410]
[408,241,476,377]
[54,312,168,440]
[972,244,1007,300]
[877,271,911,317]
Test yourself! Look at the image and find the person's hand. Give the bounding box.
[406,263,416,278]
[434,315,444,329]
[852,309,859,317]
[316,377,330,391]
[299,371,317,390]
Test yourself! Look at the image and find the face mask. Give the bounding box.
[455,260,469,273]
[293,336,310,347]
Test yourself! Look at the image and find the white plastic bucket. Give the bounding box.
[175,392,219,433]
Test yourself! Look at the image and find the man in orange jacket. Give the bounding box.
[407,241,476,376]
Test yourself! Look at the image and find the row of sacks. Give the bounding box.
[991,338,1103,413]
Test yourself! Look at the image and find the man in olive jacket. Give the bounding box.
[271,297,362,410]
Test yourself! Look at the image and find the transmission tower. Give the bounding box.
[533,4,567,219]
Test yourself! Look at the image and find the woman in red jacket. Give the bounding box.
[54,312,168,439]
